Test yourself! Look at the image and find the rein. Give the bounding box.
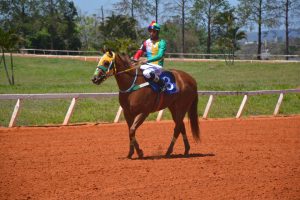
[115,66,137,76]
[101,62,137,78]
[119,68,138,93]
[101,60,139,93]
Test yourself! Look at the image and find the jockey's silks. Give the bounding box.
[133,39,167,66]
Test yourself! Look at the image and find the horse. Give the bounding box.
[92,50,200,159]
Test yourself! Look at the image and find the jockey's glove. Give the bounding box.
[130,57,138,62]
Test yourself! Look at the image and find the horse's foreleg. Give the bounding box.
[128,137,135,159]
[123,111,135,159]
[128,129,143,159]
[128,113,148,159]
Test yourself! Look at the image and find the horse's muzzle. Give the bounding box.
[91,76,101,85]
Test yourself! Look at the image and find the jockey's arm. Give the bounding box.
[133,42,146,61]
[133,50,143,61]
[147,40,166,63]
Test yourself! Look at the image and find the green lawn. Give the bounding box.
[0,56,299,126]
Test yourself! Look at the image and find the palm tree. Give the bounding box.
[214,9,246,64]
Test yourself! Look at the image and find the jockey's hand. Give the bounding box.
[130,57,138,65]
[140,58,148,65]
[131,57,138,62]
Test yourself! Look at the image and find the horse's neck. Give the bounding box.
[115,56,142,92]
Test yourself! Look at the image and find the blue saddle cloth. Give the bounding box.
[148,71,179,94]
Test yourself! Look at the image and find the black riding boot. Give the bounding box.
[156,78,167,92]
[151,72,166,92]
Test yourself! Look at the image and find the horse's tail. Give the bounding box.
[188,95,200,142]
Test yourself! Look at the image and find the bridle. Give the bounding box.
[95,53,139,93]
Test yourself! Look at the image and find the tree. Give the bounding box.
[77,15,101,50]
[99,15,140,54]
[191,0,230,58]
[164,0,193,54]
[149,0,161,23]
[160,18,182,53]
[42,0,81,50]
[113,0,152,22]
[277,0,300,59]
[237,0,279,60]
[0,0,81,50]
[214,9,246,64]
[159,18,203,54]
[0,0,38,47]
[100,15,139,40]
[0,28,22,85]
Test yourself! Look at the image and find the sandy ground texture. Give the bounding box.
[0,116,299,200]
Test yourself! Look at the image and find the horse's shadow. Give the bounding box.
[127,153,215,160]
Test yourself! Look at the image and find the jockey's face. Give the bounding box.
[149,29,159,40]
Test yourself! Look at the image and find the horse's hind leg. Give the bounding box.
[180,123,190,155]
[166,121,190,156]
[166,106,190,156]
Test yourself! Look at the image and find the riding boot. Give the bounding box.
[153,74,167,92]
[148,72,166,92]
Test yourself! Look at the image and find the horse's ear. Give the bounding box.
[108,49,113,57]
[100,47,106,53]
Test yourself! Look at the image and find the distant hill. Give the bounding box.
[243,29,300,42]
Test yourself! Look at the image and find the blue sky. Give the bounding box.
[72,0,239,15]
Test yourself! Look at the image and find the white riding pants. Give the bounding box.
[140,63,162,79]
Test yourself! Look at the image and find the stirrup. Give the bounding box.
[158,79,167,92]
[160,85,167,92]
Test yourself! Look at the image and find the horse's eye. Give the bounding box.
[103,61,109,66]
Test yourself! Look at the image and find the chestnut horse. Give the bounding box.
[92,50,200,159]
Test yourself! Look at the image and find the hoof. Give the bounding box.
[184,150,190,156]
[184,146,190,156]
[127,151,134,159]
[165,148,173,157]
[165,151,172,158]
[165,153,171,158]
[137,149,144,158]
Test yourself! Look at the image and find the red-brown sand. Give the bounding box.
[0,116,299,200]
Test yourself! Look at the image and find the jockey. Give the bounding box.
[132,21,167,92]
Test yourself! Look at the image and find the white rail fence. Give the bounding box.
[0,89,299,127]
[18,48,300,61]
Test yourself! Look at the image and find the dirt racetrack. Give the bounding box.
[0,116,299,200]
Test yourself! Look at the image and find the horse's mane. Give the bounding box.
[116,53,131,67]
[116,52,144,77]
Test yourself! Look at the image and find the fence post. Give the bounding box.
[114,106,123,123]
[156,109,164,121]
[9,99,22,127]
[273,93,284,116]
[203,95,214,119]
[63,98,77,125]
[236,95,248,118]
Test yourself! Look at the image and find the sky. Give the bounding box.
[72,0,117,15]
[72,0,239,16]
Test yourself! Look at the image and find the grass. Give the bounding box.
[0,56,299,127]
